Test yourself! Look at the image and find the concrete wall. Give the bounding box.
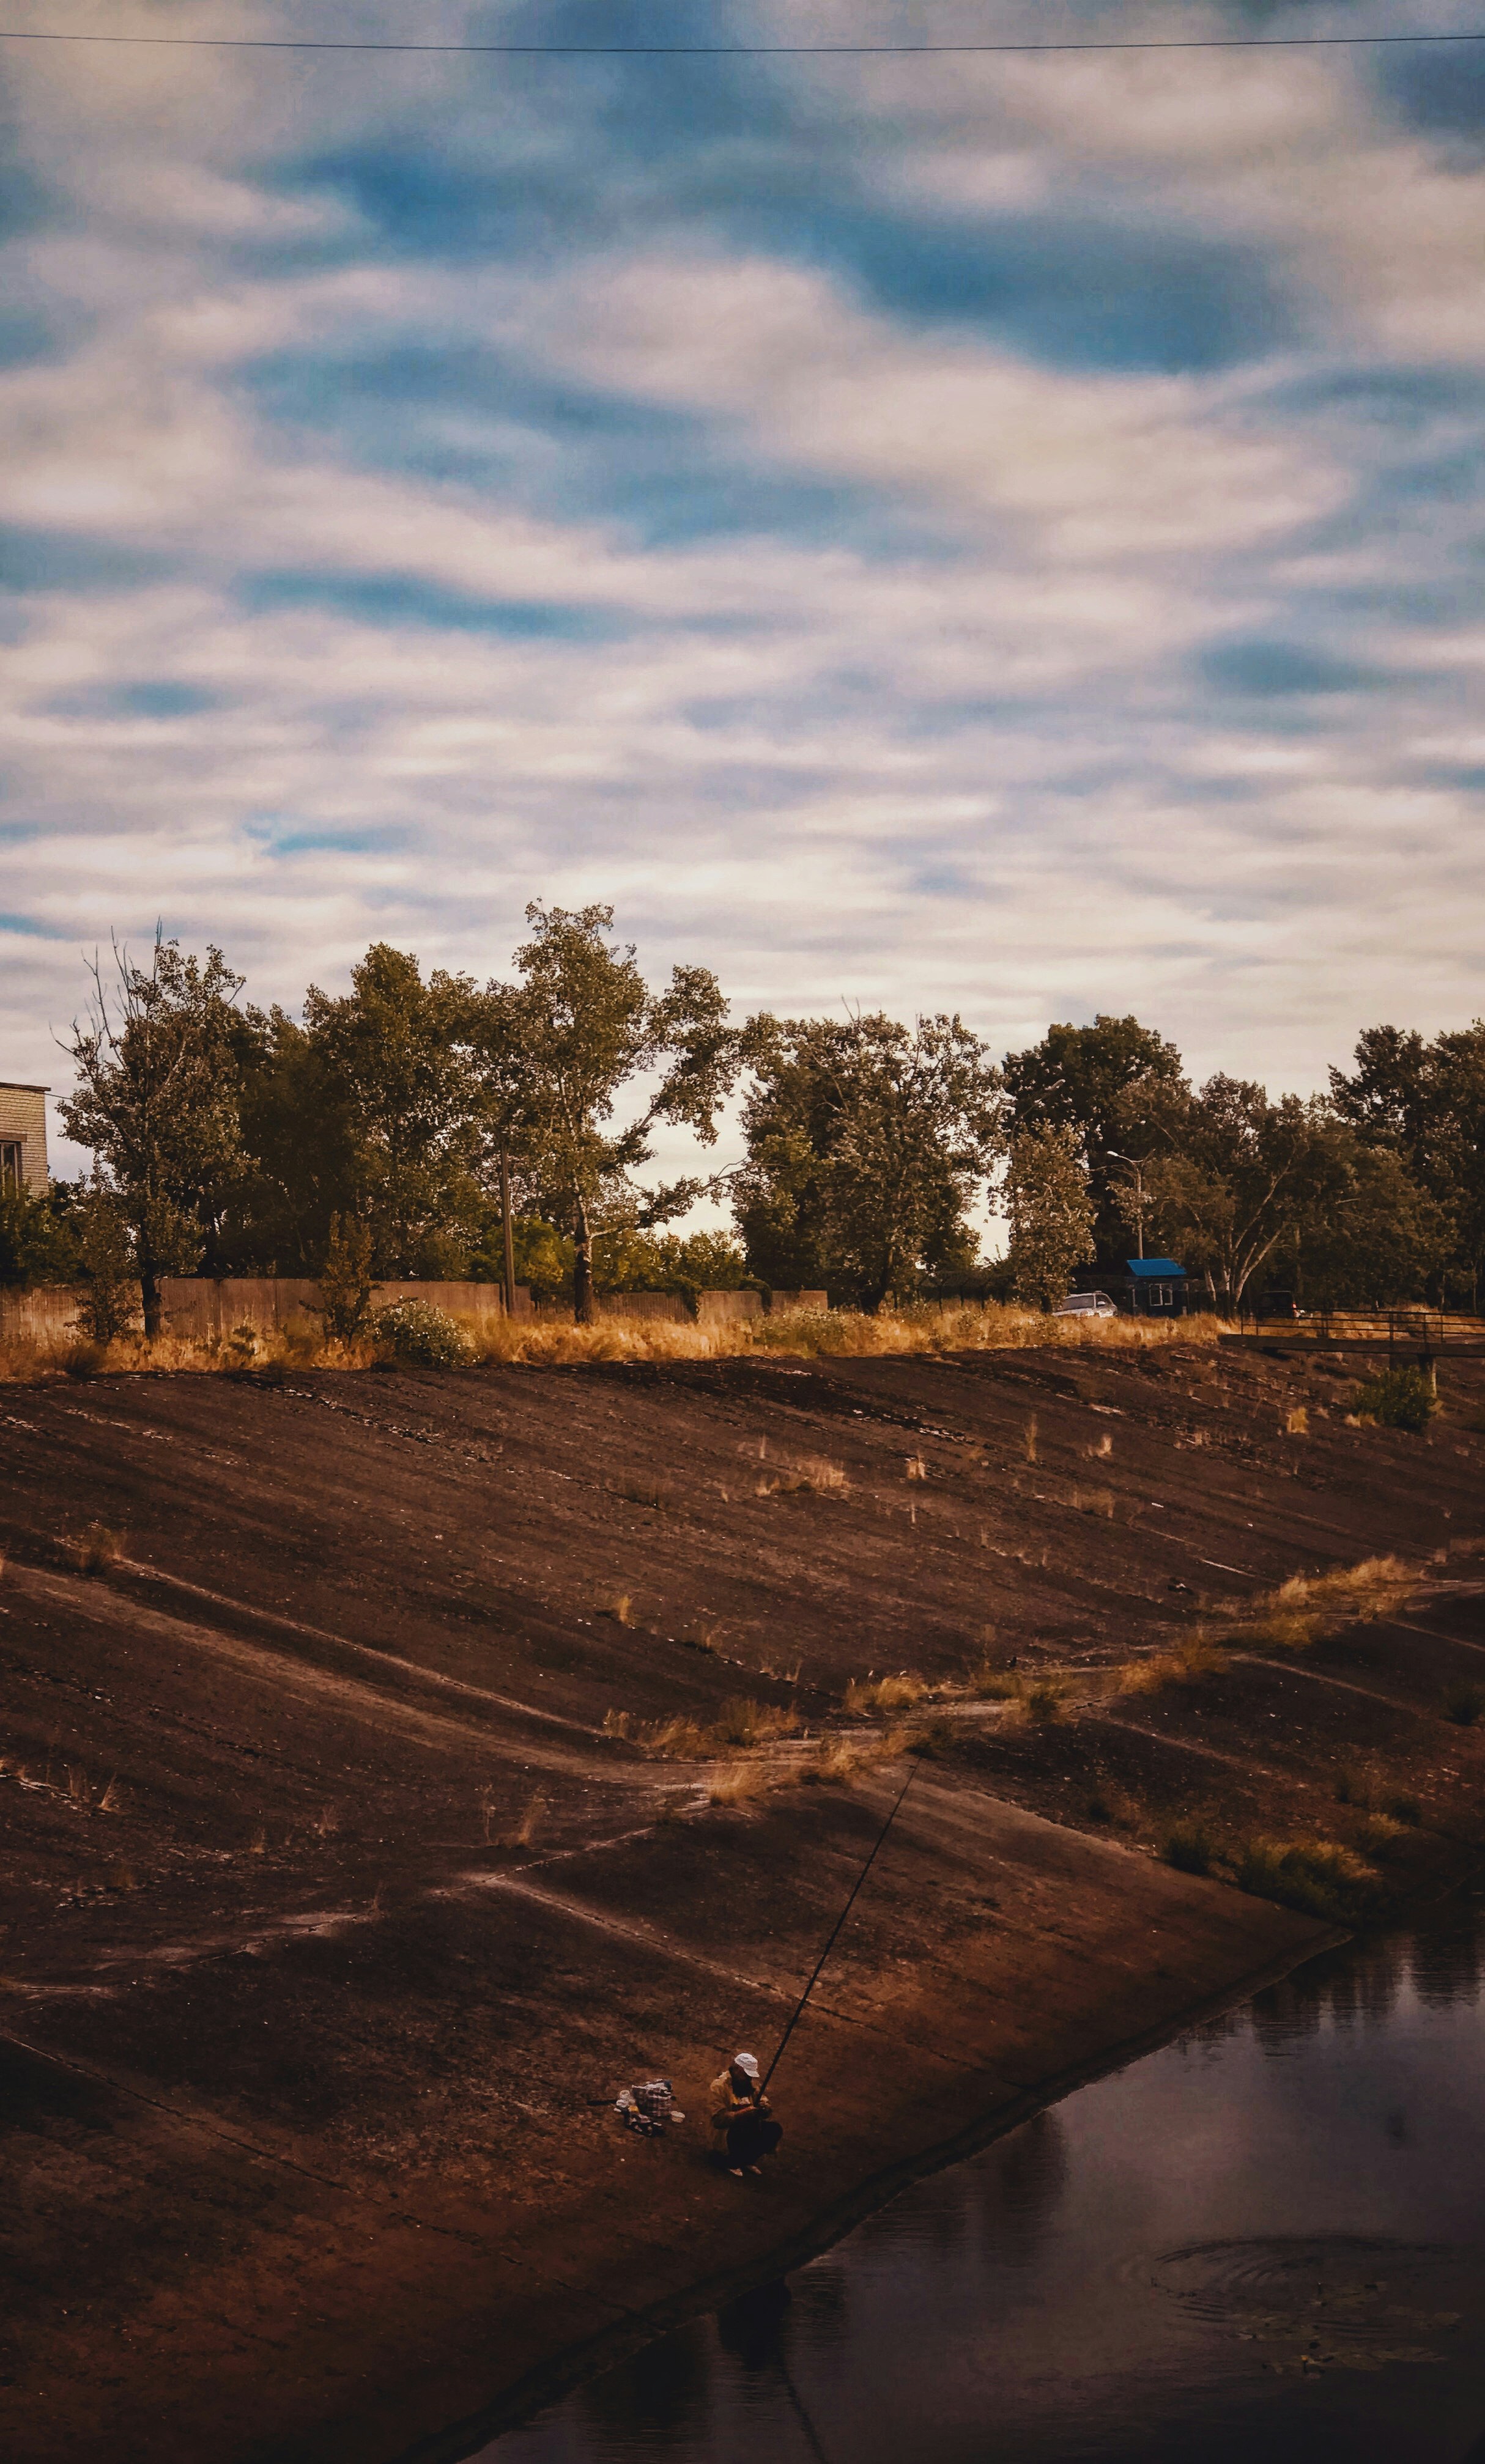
[0,1277,829,1349]
[695,1288,762,1326]
[0,1083,49,1196]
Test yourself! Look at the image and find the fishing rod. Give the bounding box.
[759,1749,924,2098]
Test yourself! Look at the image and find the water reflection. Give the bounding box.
[490,1894,1485,2464]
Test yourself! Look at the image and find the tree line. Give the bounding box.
[2,904,1482,1330]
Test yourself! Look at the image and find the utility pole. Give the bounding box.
[499,1149,516,1319]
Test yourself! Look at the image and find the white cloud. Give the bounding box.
[2,0,1483,1177]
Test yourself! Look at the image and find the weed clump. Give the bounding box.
[963,1661,1023,1701]
[713,1696,799,1747]
[640,1716,713,1761]
[67,1521,124,1574]
[705,1761,775,1806]
[760,1455,850,1497]
[844,1672,925,1715]
[1019,1677,1067,1724]
[1119,1632,1230,1695]
[1235,1834,1376,1923]
[1234,1555,1416,1654]
[1352,1365,1435,1433]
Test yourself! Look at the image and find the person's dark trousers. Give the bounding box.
[726,2111,783,2167]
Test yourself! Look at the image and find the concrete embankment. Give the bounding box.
[1,1343,1482,2462]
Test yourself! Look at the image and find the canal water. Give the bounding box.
[488,1890,1485,2464]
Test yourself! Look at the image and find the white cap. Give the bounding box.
[733,2051,760,2078]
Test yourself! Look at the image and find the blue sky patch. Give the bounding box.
[237,569,630,640]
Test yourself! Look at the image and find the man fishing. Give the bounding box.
[710,2052,783,2177]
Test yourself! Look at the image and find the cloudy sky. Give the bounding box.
[3,0,1483,1181]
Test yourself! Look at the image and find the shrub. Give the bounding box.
[372,1299,472,1367]
[1352,1365,1435,1433]
[1020,1678,1067,1724]
[1162,1821,1218,1876]
[318,1214,375,1343]
[73,1176,138,1344]
[1442,1681,1485,1727]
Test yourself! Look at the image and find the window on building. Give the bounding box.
[1149,1282,1174,1308]
[0,1140,22,1191]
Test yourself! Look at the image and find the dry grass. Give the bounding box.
[66,1521,124,1575]
[905,1453,928,1482]
[1225,1555,1418,1654]
[601,1592,637,1626]
[608,1696,799,1760]
[1286,1404,1309,1436]
[961,1661,1024,1702]
[712,1695,801,1746]
[703,1760,777,1806]
[844,1672,926,1714]
[1235,1832,1377,1922]
[0,1297,1221,1388]
[1023,1414,1039,1464]
[1118,1631,1231,1696]
[758,1453,850,1497]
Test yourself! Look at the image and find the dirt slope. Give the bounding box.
[2,1339,1483,2462]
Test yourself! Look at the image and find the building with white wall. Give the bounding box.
[0,1084,49,1195]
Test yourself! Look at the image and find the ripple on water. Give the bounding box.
[1136,2237,1471,2375]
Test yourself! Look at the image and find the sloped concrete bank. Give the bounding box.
[2,1342,1483,2462]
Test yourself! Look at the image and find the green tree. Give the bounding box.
[1279,1135,1451,1309]
[734,1014,1003,1311]
[1003,1124,1096,1309]
[298,945,487,1276]
[1002,1015,1188,1264]
[0,1181,83,1288]
[225,1005,362,1273]
[486,904,742,1323]
[1137,1076,1329,1313]
[73,1172,139,1343]
[1330,1021,1485,1307]
[59,937,245,1337]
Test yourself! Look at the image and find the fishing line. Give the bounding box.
[760,1748,922,2097]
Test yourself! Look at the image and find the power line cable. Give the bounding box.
[1,23,1484,52]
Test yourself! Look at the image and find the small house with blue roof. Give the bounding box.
[1124,1258,1189,1318]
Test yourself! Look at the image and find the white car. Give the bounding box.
[1053,1290,1117,1318]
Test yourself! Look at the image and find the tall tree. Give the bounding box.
[1136,1075,1328,1313]
[59,936,245,1335]
[226,1006,361,1273]
[297,945,487,1276]
[1003,1125,1096,1310]
[1001,1014,1188,1264]
[486,904,742,1324]
[1331,1021,1485,1307]
[1278,1132,1451,1309]
[734,1014,1003,1311]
